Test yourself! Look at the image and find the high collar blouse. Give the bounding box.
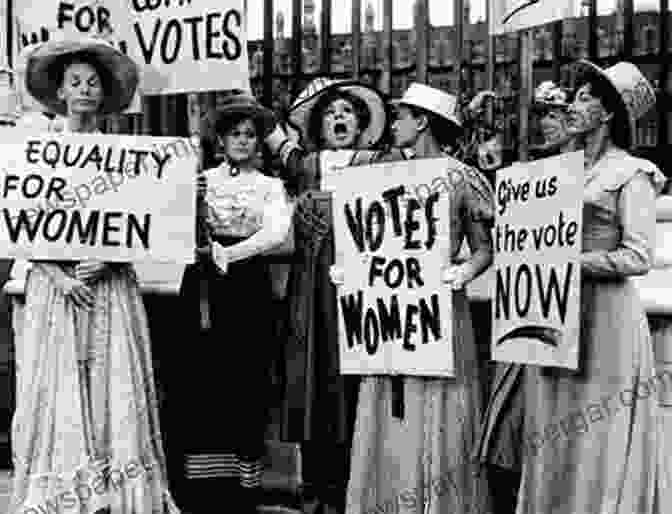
[581,147,666,278]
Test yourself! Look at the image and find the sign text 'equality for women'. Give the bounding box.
[0,133,197,264]
[324,158,455,377]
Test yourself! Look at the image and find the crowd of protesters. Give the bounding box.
[2,28,671,514]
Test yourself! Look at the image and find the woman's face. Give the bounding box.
[539,107,571,145]
[320,97,361,149]
[391,105,421,148]
[221,118,259,164]
[57,61,104,116]
[566,83,610,136]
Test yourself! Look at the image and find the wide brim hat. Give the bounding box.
[288,77,387,151]
[213,91,277,138]
[572,59,657,149]
[390,82,462,129]
[20,34,139,117]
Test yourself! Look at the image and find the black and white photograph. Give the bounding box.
[0,0,671,513]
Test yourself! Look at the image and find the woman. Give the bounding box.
[336,82,494,514]
[10,36,179,513]
[529,80,579,158]
[264,77,389,513]
[175,92,291,514]
[516,61,665,514]
[474,80,579,514]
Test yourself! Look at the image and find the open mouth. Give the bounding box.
[333,123,348,136]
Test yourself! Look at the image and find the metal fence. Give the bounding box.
[3,0,671,171]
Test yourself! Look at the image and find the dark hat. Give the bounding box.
[214,91,277,138]
[20,34,139,116]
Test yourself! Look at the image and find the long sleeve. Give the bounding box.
[461,167,496,282]
[224,178,292,264]
[581,171,656,278]
[265,124,318,194]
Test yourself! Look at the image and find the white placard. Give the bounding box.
[0,132,197,264]
[490,0,577,35]
[124,0,250,95]
[324,157,456,377]
[492,151,583,369]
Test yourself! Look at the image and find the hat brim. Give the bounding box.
[531,100,569,114]
[214,103,276,138]
[572,59,635,148]
[23,39,139,117]
[390,98,463,130]
[288,80,387,151]
[390,98,463,132]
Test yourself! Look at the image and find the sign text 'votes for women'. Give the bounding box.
[0,132,197,264]
[324,158,455,377]
[492,151,583,369]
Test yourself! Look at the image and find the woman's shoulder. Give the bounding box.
[592,148,666,194]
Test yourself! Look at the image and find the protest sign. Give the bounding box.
[489,0,577,35]
[0,132,197,264]
[125,0,250,95]
[323,158,454,377]
[491,151,583,369]
[14,0,250,98]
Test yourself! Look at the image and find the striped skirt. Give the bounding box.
[169,254,274,510]
[184,454,263,488]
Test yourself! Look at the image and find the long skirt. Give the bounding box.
[345,289,491,514]
[10,263,177,514]
[171,254,274,512]
[516,278,664,514]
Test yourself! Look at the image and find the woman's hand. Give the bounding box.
[442,264,471,290]
[211,241,229,275]
[56,275,95,310]
[329,265,345,286]
[74,261,110,285]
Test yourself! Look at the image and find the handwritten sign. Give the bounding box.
[125,0,250,94]
[489,0,577,34]
[324,158,454,377]
[492,151,583,369]
[0,133,197,264]
[14,0,250,97]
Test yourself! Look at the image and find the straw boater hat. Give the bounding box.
[288,77,387,151]
[572,59,657,149]
[20,33,139,116]
[533,81,571,111]
[213,90,277,138]
[390,82,462,129]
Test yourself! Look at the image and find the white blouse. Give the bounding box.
[203,163,292,263]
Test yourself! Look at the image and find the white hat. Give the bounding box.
[391,82,462,129]
[533,80,570,108]
[20,33,139,116]
[573,60,656,148]
[288,77,387,151]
